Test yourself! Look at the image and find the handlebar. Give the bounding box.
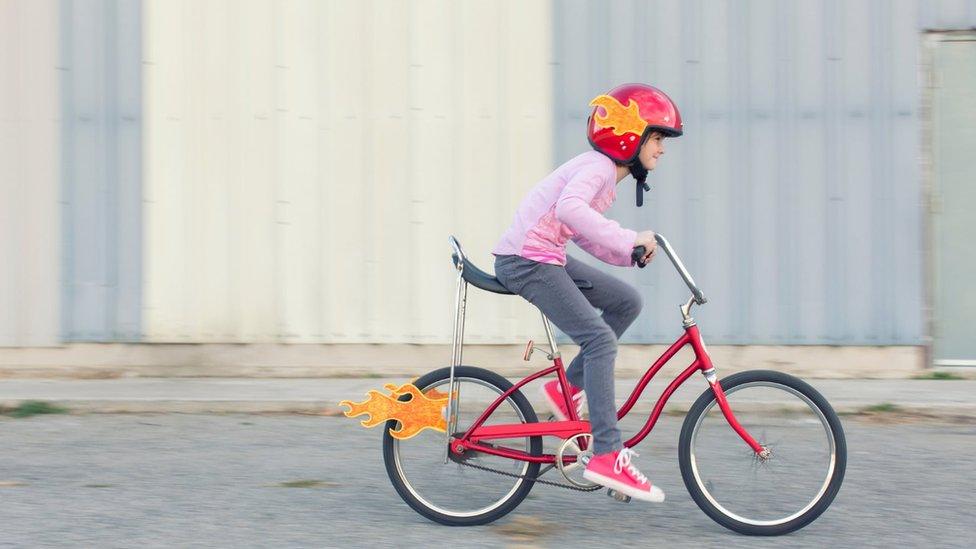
[632,234,707,305]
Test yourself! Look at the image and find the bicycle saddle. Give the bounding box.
[452,253,514,295]
[450,238,593,295]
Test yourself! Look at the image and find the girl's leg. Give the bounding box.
[562,255,643,389]
[494,255,623,454]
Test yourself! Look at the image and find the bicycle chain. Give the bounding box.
[448,413,603,492]
[455,456,603,492]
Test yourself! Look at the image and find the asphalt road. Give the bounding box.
[0,413,972,548]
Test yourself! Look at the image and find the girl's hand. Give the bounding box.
[634,230,657,264]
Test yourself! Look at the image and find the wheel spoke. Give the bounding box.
[385,370,542,525]
[681,375,845,534]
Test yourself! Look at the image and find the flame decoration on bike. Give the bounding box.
[589,94,648,137]
[339,383,451,440]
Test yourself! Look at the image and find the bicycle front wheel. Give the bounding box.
[383,366,542,526]
[678,370,847,536]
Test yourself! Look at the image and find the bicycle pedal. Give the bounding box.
[607,489,632,503]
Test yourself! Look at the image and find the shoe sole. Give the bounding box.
[582,470,666,503]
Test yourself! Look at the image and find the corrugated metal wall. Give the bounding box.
[59,0,143,341]
[554,0,940,345]
[919,0,976,29]
[0,0,60,346]
[142,0,553,343]
[5,0,975,347]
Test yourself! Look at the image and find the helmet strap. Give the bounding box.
[630,163,650,207]
[630,128,652,207]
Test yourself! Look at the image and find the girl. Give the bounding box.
[492,83,682,503]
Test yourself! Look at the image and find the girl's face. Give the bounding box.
[638,132,666,171]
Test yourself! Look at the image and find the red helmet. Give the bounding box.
[586,83,683,164]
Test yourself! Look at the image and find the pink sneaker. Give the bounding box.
[539,379,586,421]
[583,448,665,503]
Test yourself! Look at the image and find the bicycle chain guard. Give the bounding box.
[339,382,452,440]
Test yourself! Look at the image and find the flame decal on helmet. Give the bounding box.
[339,383,451,440]
[589,94,648,137]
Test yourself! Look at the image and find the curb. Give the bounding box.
[2,398,974,420]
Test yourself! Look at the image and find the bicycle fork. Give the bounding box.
[701,367,765,455]
[685,300,765,456]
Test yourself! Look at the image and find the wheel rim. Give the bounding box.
[391,377,532,518]
[688,381,837,527]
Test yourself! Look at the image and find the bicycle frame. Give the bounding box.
[445,236,764,467]
[448,316,763,465]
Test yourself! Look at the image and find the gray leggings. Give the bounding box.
[493,254,642,454]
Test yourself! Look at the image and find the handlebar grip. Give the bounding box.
[632,246,648,269]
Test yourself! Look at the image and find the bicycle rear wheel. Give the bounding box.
[678,370,847,535]
[383,366,543,526]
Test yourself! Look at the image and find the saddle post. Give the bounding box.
[540,313,561,359]
[446,237,468,462]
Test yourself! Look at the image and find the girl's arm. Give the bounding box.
[555,171,637,267]
[571,233,634,267]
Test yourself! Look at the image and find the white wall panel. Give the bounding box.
[0,0,60,346]
[143,0,553,343]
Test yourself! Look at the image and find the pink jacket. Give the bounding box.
[493,151,637,267]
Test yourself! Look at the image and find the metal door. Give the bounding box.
[930,34,976,366]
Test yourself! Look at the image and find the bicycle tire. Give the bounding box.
[382,365,543,526]
[678,370,847,536]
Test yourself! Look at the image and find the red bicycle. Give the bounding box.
[382,235,846,535]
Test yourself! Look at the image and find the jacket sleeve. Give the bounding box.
[555,170,637,267]
[571,233,635,267]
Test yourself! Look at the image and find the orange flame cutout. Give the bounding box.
[589,94,648,137]
[339,383,450,440]
[424,387,451,400]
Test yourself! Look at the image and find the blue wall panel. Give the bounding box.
[551,0,968,344]
[60,0,142,341]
